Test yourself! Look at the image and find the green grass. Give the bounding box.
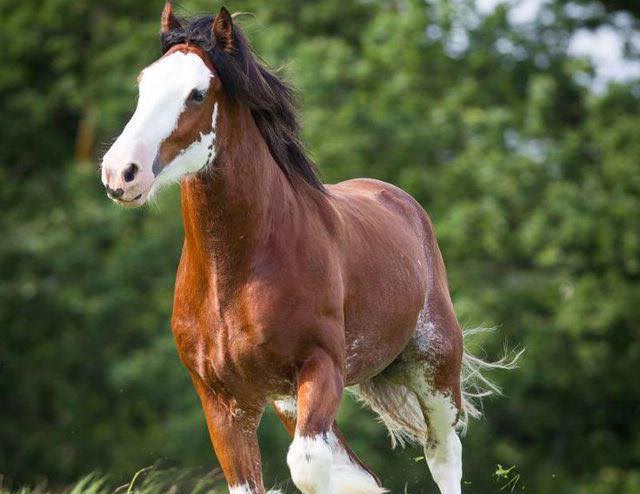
[0,467,226,494]
[1,463,527,494]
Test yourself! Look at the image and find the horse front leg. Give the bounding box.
[273,399,383,488]
[286,349,386,494]
[191,375,266,494]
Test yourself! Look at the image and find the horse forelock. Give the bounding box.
[160,13,326,193]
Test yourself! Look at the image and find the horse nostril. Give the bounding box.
[122,163,139,183]
[106,185,124,199]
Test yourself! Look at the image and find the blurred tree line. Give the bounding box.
[1,0,639,493]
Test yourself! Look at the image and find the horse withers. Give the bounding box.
[101,4,516,494]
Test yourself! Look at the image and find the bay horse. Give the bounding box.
[101,4,516,494]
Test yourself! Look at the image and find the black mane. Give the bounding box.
[161,14,325,192]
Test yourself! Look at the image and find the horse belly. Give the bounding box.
[344,319,418,384]
[342,254,427,385]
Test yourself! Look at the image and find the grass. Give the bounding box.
[0,467,226,494]
[2,463,526,494]
[494,464,524,492]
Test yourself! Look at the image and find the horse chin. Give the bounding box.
[114,198,145,209]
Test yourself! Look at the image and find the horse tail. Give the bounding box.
[458,327,523,434]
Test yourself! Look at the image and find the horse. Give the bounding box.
[100,4,516,494]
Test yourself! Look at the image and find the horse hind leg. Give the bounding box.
[352,305,465,494]
[404,346,463,494]
[352,360,463,494]
[353,292,520,493]
[413,388,463,494]
[406,304,465,494]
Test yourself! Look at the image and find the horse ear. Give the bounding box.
[212,6,234,52]
[161,2,180,34]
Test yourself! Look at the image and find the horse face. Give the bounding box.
[101,48,218,207]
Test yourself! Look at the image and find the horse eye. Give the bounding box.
[189,89,206,103]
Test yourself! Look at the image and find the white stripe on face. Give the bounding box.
[101,50,215,204]
[124,50,212,159]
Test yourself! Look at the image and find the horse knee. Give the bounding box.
[287,434,332,494]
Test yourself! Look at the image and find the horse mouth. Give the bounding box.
[111,193,145,208]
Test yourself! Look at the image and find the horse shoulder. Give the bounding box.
[170,245,216,377]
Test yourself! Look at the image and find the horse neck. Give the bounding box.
[179,101,306,283]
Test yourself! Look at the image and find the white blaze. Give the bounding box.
[101,50,216,201]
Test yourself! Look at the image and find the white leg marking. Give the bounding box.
[287,432,386,494]
[228,483,252,494]
[403,352,463,494]
[426,430,462,494]
[229,483,282,494]
[325,432,387,494]
[420,391,463,494]
[273,396,297,418]
[287,434,333,494]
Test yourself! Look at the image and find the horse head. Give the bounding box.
[100,3,232,207]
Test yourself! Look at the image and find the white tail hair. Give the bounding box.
[458,327,524,433]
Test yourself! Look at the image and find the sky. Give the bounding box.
[474,0,640,90]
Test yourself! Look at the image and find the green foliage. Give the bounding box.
[1,1,639,493]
